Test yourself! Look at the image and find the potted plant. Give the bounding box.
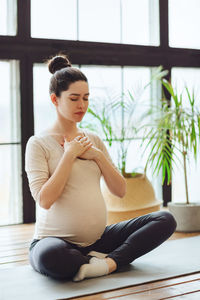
[80,67,166,224]
[142,77,200,232]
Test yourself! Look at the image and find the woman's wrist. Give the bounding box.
[63,149,77,161]
[93,148,103,162]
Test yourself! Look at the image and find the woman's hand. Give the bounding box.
[78,145,101,160]
[63,135,93,158]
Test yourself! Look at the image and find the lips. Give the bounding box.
[75,112,84,115]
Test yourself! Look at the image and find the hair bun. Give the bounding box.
[48,55,72,74]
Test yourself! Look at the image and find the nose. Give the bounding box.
[78,99,86,109]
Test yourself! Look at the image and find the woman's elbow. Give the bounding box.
[119,189,126,198]
[39,198,51,210]
[39,191,52,210]
[40,200,51,210]
[117,178,127,198]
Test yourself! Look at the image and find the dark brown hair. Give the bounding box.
[47,54,88,97]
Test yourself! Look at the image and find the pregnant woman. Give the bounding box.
[25,54,177,282]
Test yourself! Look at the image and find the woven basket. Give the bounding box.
[101,173,162,225]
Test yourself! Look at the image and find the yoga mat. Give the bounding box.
[0,236,200,300]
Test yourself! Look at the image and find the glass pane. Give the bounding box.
[123,67,160,138]
[123,66,162,199]
[0,60,22,225]
[172,68,200,107]
[33,64,56,134]
[123,67,151,101]
[31,0,77,39]
[171,68,200,203]
[80,65,121,99]
[80,65,122,138]
[0,145,22,225]
[169,0,200,49]
[0,0,17,35]
[0,60,21,143]
[79,0,121,43]
[122,0,159,46]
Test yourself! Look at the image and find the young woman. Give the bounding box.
[25,54,177,282]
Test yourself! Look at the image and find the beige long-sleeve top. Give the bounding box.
[25,129,118,247]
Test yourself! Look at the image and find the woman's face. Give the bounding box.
[56,80,89,123]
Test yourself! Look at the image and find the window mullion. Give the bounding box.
[159,0,169,49]
[17,0,31,39]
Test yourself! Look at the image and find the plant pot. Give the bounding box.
[168,202,200,232]
[101,173,162,225]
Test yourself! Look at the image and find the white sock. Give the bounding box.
[87,250,108,259]
[89,256,106,264]
[73,258,109,282]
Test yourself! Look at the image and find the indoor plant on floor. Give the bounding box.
[80,67,166,224]
[142,78,200,232]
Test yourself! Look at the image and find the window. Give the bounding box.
[0,0,17,36]
[2,0,199,223]
[31,0,77,39]
[0,60,22,225]
[169,0,200,49]
[121,0,159,46]
[171,68,200,203]
[31,0,159,45]
[79,0,121,43]
[80,0,159,45]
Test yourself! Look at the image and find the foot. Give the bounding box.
[90,256,117,273]
[73,258,109,282]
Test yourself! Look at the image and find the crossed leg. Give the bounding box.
[29,211,176,281]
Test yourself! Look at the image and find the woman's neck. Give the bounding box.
[46,119,83,140]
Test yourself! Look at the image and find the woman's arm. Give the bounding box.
[39,151,76,209]
[79,145,126,198]
[25,135,92,210]
[94,150,126,198]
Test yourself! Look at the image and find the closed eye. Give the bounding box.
[70,98,89,101]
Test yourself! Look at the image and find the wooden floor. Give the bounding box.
[0,218,200,299]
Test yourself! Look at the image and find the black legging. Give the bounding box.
[29,211,176,280]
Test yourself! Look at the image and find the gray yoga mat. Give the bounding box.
[0,236,200,300]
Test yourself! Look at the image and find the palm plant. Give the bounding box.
[142,78,200,204]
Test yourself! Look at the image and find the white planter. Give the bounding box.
[168,202,200,232]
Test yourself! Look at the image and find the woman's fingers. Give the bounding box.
[80,136,88,143]
[87,142,93,149]
[76,135,91,145]
[63,134,92,149]
[64,134,83,143]
[83,140,92,148]
[76,136,93,152]
[75,135,83,141]
[81,138,93,148]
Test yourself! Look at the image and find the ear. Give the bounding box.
[50,93,59,107]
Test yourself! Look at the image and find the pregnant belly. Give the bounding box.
[64,204,107,243]
[43,194,107,246]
